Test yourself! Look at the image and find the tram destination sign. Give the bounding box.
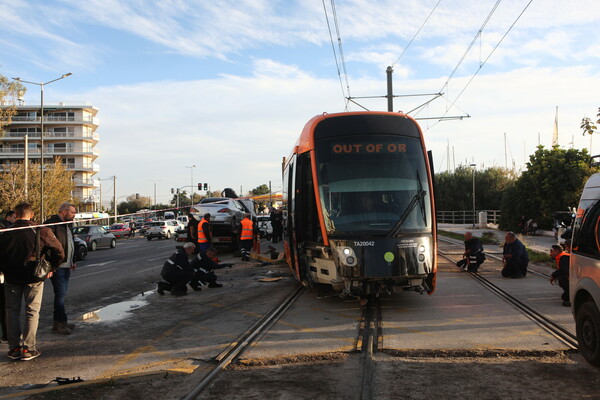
[331,143,407,154]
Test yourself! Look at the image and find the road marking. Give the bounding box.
[81,261,117,268]
[146,256,167,261]
[72,267,118,280]
[137,265,162,273]
[157,243,177,249]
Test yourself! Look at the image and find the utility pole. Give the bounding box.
[386,66,394,112]
[24,135,28,200]
[99,182,102,212]
[113,175,116,223]
[269,181,272,208]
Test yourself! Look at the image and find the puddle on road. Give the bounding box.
[78,291,154,323]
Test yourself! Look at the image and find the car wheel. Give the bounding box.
[576,301,600,366]
[90,241,97,251]
[166,231,171,239]
[147,236,152,241]
[77,245,87,261]
[110,239,117,248]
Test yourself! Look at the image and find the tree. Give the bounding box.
[434,165,515,211]
[581,107,600,152]
[0,74,26,134]
[250,184,270,196]
[500,146,597,230]
[117,194,152,215]
[0,159,74,219]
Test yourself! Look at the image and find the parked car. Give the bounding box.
[73,225,117,251]
[74,237,88,261]
[146,220,179,240]
[108,223,132,239]
[191,198,249,241]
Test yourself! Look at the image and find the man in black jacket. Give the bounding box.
[190,247,232,288]
[0,202,64,360]
[157,242,196,296]
[44,203,77,334]
[501,231,529,278]
[0,210,16,342]
[456,231,485,272]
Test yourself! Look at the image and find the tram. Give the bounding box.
[282,111,437,297]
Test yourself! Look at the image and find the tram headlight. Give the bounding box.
[418,245,426,253]
[336,247,357,266]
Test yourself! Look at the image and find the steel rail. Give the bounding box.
[181,285,305,400]
[438,248,578,350]
[359,298,381,400]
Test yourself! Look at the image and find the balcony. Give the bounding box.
[73,178,98,187]
[0,148,97,156]
[3,131,99,141]
[10,116,99,125]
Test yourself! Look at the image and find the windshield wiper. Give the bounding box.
[386,171,427,238]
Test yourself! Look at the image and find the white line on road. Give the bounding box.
[137,265,162,273]
[71,267,118,280]
[145,256,167,261]
[81,261,117,268]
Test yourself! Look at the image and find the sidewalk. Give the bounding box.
[438,223,562,254]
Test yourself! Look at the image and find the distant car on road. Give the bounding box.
[73,225,117,251]
[108,223,132,239]
[146,220,179,240]
[74,237,88,261]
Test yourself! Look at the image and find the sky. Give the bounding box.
[1,0,599,205]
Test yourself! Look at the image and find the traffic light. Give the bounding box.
[198,183,202,190]
[170,188,174,194]
[136,193,140,199]
[203,183,208,190]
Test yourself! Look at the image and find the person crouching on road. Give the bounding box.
[550,244,571,307]
[157,242,195,296]
[456,231,485,272]
[190,247,232,288]
[238,213,254,261]
[501,231,529,279]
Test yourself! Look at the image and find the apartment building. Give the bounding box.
[0,103,100,210]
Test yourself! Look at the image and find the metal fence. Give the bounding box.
[437,210,501,225]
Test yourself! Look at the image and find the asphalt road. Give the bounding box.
[39,235,234,324]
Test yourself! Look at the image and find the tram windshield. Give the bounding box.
[316,135,432,236]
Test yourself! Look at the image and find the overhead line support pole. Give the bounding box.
[386,66,393,112]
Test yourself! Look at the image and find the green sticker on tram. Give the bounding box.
[384,252,394,262]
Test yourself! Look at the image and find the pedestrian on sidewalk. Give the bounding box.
[501,232,529,278]
[0,202,64,360]
[550,244,571,306]
[45,203,78,334]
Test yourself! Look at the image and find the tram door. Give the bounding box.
[283,155,299,279]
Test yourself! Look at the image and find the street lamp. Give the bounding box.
[185,165,196,205]
[12,73,72,220]
[149,179,160,209]
[470,163,476,228]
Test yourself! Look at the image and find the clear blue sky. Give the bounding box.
[1,0,599,204]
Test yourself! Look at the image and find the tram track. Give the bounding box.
[181,285,305,400]
[438,237,578,351]
[356,298,382,400]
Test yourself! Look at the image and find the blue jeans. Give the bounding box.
[50,268,71,322]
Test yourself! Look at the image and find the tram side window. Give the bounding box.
[295,153,321,243]
[573,199,600,259]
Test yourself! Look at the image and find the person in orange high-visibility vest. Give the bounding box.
[238,213,254,261]
[550,244,570,307]
[197,213,212,255]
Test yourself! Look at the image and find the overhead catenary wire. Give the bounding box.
[429,0,534,129]
[391,0,443,69]
[322,0,351,110]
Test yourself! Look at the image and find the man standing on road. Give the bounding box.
[0,202,64,360]
[197,213,212,254]
[157,242,196,296]
[501,231,529,278]
[238,213,254,261]
[0,210,16,342]
[186,212,199,252]
[44,203,77,334]
[270,207,283,243]
[550,244,571,306]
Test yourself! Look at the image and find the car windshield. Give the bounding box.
[315,134,431,237]
[73,227,89,234]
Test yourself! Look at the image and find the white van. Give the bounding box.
[177,215,189,224]
[570,172,600,366]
